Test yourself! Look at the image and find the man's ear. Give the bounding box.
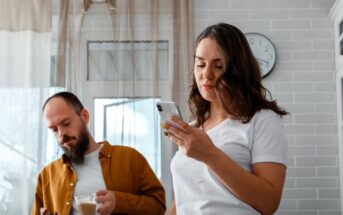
[80,109,90,124]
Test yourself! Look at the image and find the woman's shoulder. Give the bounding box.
[253,109,283,123]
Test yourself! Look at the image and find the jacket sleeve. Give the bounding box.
[112,152,166,215]
[31,173,44,215]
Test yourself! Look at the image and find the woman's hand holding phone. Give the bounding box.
[162,115,217,163]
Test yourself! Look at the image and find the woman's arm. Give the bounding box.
[206,148,286,215]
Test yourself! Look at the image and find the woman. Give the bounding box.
[163,23,288,215]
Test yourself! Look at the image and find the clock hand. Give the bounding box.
[256,57,268,64]
[256,57,269,67]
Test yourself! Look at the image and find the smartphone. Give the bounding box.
[156,101,183,128]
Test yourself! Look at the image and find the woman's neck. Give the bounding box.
[209,111,228,117]
[209,102,228,117]
[202,114,228,131]
[202,104,229,131]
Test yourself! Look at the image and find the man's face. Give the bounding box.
[43,97,90,163]
[60,122,89,164]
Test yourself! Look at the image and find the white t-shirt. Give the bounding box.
[71,144,106,215]
[170,110,287,215]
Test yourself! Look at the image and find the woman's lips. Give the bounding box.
[203,84,214,90]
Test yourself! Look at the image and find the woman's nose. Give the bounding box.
[203,66,214,80]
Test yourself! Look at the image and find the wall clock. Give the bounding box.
[245,32,277,78]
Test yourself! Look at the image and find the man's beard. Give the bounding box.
[60,125,90,164]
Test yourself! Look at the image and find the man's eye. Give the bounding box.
[51,128,57,132]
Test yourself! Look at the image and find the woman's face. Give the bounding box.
[194,38,226,102]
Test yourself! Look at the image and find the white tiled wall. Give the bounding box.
[194,0,339,214]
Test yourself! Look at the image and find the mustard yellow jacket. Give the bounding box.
[31,141,166,215]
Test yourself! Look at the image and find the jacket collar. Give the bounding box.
[99,141,112,158]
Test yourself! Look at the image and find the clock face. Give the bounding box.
[245,33,276,78]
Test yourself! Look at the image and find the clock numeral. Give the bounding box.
[268,53,273,60]
[264,45,269,52]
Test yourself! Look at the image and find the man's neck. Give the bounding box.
[85,138,100,154]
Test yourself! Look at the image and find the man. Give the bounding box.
[32,92,165,215]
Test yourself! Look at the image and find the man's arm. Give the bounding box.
[31,172,55,215]
[99,145,166,214]
[116,155,165,215]
[31,174,44,215]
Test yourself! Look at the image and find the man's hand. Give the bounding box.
[40,207,52,215]
[95,190,116,215]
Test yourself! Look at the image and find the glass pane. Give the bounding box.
[87,41,168,81]
[0,87,63,214]
[94,97,161,177]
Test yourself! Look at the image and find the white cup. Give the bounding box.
[74,193,97,215]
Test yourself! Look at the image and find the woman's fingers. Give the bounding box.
[167,132,184,146]
[163,122,188,140]
[168,115,190,133]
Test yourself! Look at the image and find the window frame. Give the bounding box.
[76,33,175,206]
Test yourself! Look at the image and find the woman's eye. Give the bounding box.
[215,65,223,70]
[196,64,205,68]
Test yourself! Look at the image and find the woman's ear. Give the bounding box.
[80,109,90,124]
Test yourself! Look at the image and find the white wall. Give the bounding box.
[194,0,339,214]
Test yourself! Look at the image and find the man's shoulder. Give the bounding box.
[101,141,139,153]
[110,145,142,156]
[39,157,65,174]
[101,141,144,159]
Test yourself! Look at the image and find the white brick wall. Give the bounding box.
[194,0,339,214]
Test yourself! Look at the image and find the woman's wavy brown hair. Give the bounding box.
[189,23,288,127]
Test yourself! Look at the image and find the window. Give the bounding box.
[0,87,63,214]
[87,40,168,81]
[81,38,173,205]
[94,97,161,177]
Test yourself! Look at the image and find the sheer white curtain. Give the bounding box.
[54,0,193,207]
[0,0,53,214]
[54,0,193,110]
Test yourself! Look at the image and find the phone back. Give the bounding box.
[156,101,183,128]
